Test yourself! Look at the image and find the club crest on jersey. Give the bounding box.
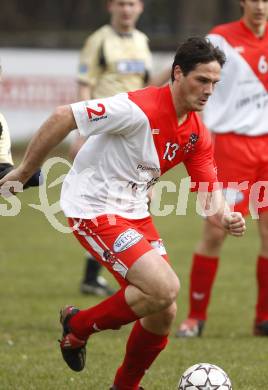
[113,229,143,253]
[86,103,107,122]
[103,250,116,265]
[183,133,199,153]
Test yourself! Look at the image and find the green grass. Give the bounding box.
[0,155,267,390]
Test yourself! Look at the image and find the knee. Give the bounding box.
[198,224,226,254]
[154,302,178,330]
[259,220,268,241]
[151,274,180,311]
[163,302,178,325]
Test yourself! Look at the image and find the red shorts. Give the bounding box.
[213,133,268,217]
[68,214,168,287]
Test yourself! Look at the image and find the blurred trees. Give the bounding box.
[0,0,240,49]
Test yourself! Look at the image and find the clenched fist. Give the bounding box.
[222,212,246,237]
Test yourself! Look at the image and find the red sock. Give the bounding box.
[256,256,268,323]
[113,320,168,390]
[69,288,139,339]
[188,253,219,321]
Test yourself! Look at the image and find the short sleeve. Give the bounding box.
[184,123,218,192]
[77,32,103,86]
[0,113,13,165]
[207,33,226,51]
[71,93,145,138]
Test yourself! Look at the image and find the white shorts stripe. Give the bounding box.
[78,226,129,278]
[84,235,105,259]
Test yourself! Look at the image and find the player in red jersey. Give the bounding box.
[73,0,170,297]
[0,38,246,389]
[177,0,268,338]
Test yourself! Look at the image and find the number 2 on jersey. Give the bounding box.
[86,103,106,119]
[163,142,179,161]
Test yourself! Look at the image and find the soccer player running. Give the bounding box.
[72,0,170,297]
[0,38,246,390]
[177,0,268,338]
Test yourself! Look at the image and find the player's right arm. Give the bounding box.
[0,94,138,189]
[0,106,76,188]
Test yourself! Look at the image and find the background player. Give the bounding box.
[177,0,268,338]
[0,37,246,389]
[72,0,170,297]
[0,62,41,187]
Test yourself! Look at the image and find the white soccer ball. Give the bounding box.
[178,363,232,390]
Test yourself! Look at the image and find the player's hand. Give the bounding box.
[0,167,26,196]
[222,212,246,237]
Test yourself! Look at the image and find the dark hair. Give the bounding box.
[171,37,226,82]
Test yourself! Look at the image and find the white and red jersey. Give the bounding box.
[60,85,217,219]
[205,20,268,136]
[0,113,13,165]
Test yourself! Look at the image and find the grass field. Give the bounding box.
[0,151,267,390]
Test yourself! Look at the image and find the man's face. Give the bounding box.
[108,0,144,30]
[174,61,221,112]
[240,0,268,28]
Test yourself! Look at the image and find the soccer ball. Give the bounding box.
[178,363,232,389]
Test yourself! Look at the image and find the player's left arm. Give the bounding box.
[184,120,245,236]
[198,190,246,236]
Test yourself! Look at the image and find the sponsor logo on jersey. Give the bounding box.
[79,63,89,74]
[136,164,160,173]
[116,60,146,74]
[86,103,107,122]
[113,228,143,253]
[183,133,199,153]
[146,177,160,190]
[152,128,160,135]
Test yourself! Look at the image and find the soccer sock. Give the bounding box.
[69,288,139,339]
[256,256,268,323]
[188,253,219,321]
[83,254,101,283]
[113,320,168,390]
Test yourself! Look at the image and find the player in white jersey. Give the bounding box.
[177,0,268,338]
[73,0,170,297]
[0,38,245,389]
[0,63,41,187]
